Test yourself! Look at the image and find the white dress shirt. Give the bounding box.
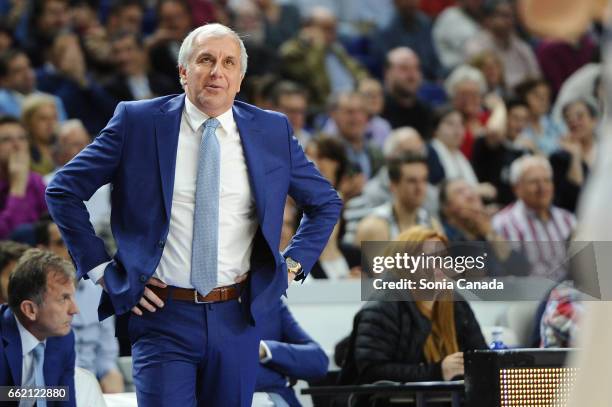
[15,316,46,403]
[88,96,258,288]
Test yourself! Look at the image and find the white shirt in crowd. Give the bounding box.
[89,96,258,288]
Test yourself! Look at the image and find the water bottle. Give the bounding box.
[490,327,508,350]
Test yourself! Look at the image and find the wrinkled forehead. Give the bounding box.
[189,33,241,61]
[45,269,75,295]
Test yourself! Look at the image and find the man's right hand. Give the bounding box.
[441,352,464,381]
[97,276,167,315]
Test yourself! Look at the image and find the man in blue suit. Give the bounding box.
[0,248,78,406]
[255,300,328,407]
[46,23,342,406]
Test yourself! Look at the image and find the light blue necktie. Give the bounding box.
[32,343,46,407]
[191,118,220,297]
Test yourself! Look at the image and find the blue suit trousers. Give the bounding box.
[128,289,260,406]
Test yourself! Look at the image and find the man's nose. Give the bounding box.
[70,301,80,315]
[210,60,221,77]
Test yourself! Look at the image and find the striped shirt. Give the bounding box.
[492,200,576,280]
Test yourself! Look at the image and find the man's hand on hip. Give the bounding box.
[132,277,166,315]
[97,276,167,315]
[288,271,296,285]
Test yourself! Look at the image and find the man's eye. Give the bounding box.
[225,59,235,65]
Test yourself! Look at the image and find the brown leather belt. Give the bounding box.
[148,283,243,304]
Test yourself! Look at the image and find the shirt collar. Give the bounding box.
[14,315,46,356]
[184,96,234,135]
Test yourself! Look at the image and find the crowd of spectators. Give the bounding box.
[0,0,600,397]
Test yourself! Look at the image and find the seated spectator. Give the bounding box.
[0,240,28,303]
[0,116,47,239]
[504,97,536,152]
[550,99,598,213]
[492,155,576,280]
[371,0,443,80]
[0,248,78,406]
[433,0,483,70]
[232,0,281,80]
[0,49,67,120]
[36,33,117,135]
[471,100,529,206]
[279,6,369,109]
[339,226,487,384]
[21,94,57,175]
[44,120,113,248]
[464,0,541,90]
[515,78,565,156]
[33,218,124,393]
[146,0,193,93]
[254,299,328,406]
[106,0,145,37]
[427,106,480,187]
[304,136,361,279]
[271,81,312,147]
[470,50,508,99]
[536,31,597,99]
[357,78,392,148]
[355,153,441,245]
[551,63,602,126]
[343,127,440,245]
[444,64,490,159]
[321,78,392,148]
[254,0,301,50]
[380,47,434,138]
[439,178,498,242]
[540,281,583,348]
[438,178,528,275]
[105,31,176,102]
[21,0,71,68]
[70,0,115,78]
[328,91,384,180]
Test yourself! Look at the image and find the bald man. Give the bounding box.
[381,47,434,138]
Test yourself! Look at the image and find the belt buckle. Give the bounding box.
[194,290,212,304]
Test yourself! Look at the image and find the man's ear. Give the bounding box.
[178,65,187,87]
[19,300,38,322]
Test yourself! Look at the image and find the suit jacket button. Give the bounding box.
[140,275,147,283]
[158,240,165,248]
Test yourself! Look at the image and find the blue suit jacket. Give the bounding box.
[256,301,328,407]
[0,305,76,406]
[46,94,342,323]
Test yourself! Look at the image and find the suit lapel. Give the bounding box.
[233,104,267,225]
[1,307,23,385]
[154,94,185,221]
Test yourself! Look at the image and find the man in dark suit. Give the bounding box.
[0,248,78,406]
[46,23,342,406]
[255,300,328,407]
[104,31,177,103]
